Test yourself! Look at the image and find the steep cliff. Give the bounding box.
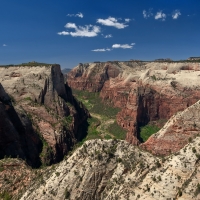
[0,83,41,167]
[67,62,121,92]
[0,65,89,166]
[141,99,200,155]
[67,61,200,154]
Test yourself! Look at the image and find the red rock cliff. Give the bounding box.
[67,61,200,154]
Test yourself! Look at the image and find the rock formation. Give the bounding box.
[67,61,200,154]
[141,100,200,155]
[0,83,42,167]
[20,136,200,200]
[0,65,89,166]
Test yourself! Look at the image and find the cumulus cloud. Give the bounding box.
[3,44,7,47]
[97,17,129,29]
[172,10,181,19]
[92,48,111,52]
[67,12,84,18]
[58,23,100,37]
[104,34,112,38]
[143,9,153,19]
[112,43,135,49]
[155,11,166,21]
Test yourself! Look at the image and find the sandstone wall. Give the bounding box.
[67,61,200,154]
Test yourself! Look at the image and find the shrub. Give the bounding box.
[192,147,197,153]
[195,183,200,196]
[155,160,161,168]
[178,189,182,197]
[151,75,156,81]
[64,188,70,199]
[0,191,12,200]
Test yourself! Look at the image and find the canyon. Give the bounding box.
[1,61,200,199]
[67,61,200,155]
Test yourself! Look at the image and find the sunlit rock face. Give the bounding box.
[68,61,200,155]
[21,137,200,200]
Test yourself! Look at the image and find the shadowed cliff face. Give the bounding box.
[67,61,200,155]
[0,65,89,166]
[0,83,42,167]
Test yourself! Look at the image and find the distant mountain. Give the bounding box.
[62,68,72,74]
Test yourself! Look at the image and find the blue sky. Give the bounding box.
[0,0,200,68]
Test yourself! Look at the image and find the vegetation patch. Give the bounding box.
[86,117,101,140]
[107,121,127,140]
[72,89,120,118]
[72,89,127,141]
[0,191,12,200]
[139,124,160,142]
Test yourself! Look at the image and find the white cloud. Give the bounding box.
[92,48,111,52]
[58,23,100,37]
[143,9,153,19]
[104,34,112,38]
[97,17,128,29]
[57,31,69,35]
[172,10,181,19]
[76,12,83,18]
[112,43,135,49]
[3,44,7,47]
[67,12,84,18]
[125,18,131,22]
[155,11,166,21]
[65,23,77,29]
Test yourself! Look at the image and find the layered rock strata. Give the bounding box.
[141,100,200,155]
[0,65,89,166]
[67,61,200,154]
[21,137,200,200]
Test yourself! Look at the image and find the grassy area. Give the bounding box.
[72,89,127,141]
[72,89,120,118]
[139,124,160,142]
[86,117,101,140]
[107,121,127,140]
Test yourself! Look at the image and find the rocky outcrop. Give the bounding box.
[21,138,200,200]
[141,100,200,155]
[67,61,200,154]
[0,65,89,166]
